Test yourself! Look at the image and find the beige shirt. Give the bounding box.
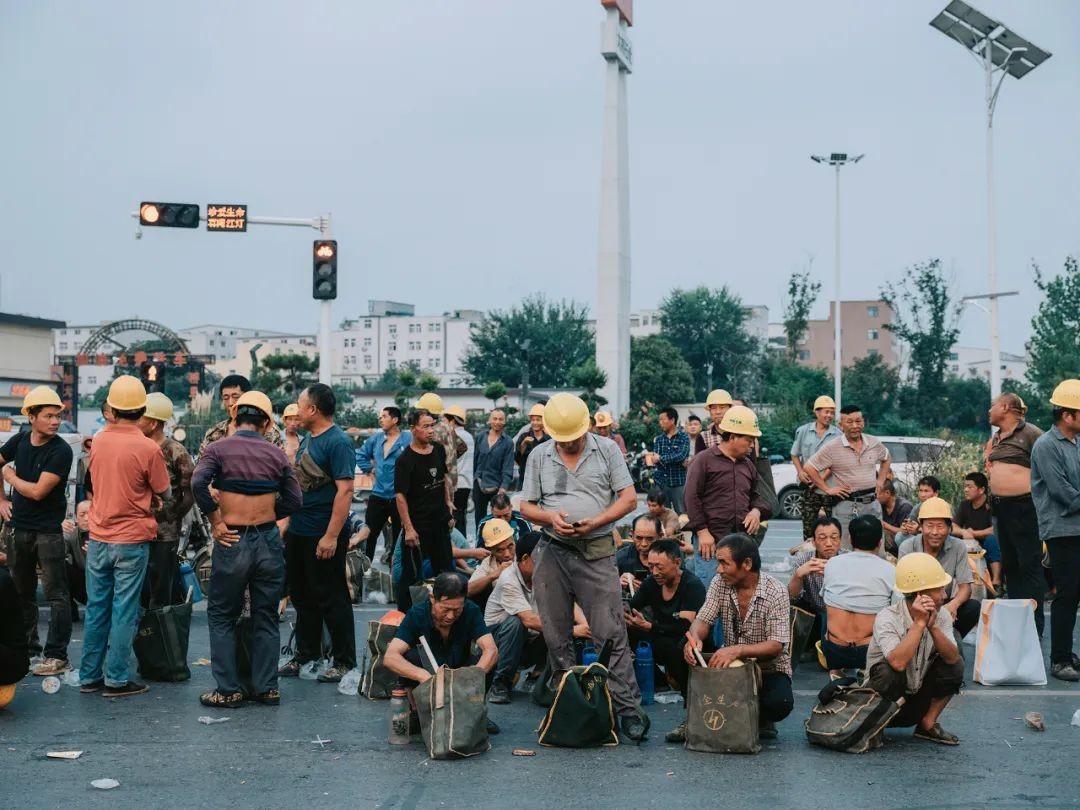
[864,599,956,693]
[806,434,889,492]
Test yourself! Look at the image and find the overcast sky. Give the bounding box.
[3,1,1076,355]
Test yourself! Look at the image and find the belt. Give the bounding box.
[991,492,1031,504]
[226,521,277,532]
[826,631,871,648]
[844,488,876,504]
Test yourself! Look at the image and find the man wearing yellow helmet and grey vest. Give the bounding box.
[519,393,649,742]
[790,395,842,540]
[0,386,74,677]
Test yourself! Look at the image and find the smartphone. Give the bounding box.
[571,521,585,528]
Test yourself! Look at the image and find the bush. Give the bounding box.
[904,438,985,508]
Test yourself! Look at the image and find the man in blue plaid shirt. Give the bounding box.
[646,408,691,513]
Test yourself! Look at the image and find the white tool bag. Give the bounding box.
[973,599,1046,686]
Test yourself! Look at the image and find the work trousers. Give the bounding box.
[833,499,882,552]
[285,528,357,669]
[993,494,1045,637]
[472,483,497,533]
[396,521,454,613]
[141,539,182,609]
[207,526,285,696]
[868,655,964,728]
[453,488,471,537]
[661,485,685,515]
[532,537,641,714]
[800,486,833,541]
[1045,536,1080,664]
[6,529,71,661]
[79,540,149,687]
[363,495,401,561]
[489,615,548,684]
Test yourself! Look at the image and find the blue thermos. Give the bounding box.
[581,646,599,667]
[634,641,655,705]
[180,562,204,603]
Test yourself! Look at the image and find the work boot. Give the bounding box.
[318,664,349,683]
[759,720,778,740]
[103,681,149,698]
[620,707,651,743]
[664,719,687,743]
[487,680,512,705]
[1051,661,1080,682]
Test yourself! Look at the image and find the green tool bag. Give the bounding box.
[789,606,817,671]
[805,680,902,754]
[537,643,619,748]
[685,660,762,754]
[361,611,404,699]
[416,664,491,759]
[133,589,193,682]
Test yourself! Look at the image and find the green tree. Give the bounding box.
[629,335,695,408]
[569,359,608,412]
[783,266,821,361]
[482,381,507,409]
[841,354,899,424]
[418,372,440,392]
[338,403,380,429]
[881,259,961,422]
[1027,257,1080,402]
[757,355,832,440]
[462,295,594,387]
[658,286,759,399]
[251,352,320,411]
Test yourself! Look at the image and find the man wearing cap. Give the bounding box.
[0,386,74,677]
[415,392,466,502]
[199,374,283,454]
[354,406,411,564]
[518,393,649,742]
[864,552,964,745]
[281,403,302,464]
[790,395,841,540]
[467,518,516,611]
[694,389,734,454]
[897,497,978,639]
[137,392,194,608]
[646,407,690,514]
[473,409,515,532]
[805,404,891,550]
[515,403,550,481]
[445,406,474,532]
[79,376,171,698]
[192,391,303,707]
[594,411,626,454]
[1030,379,1080,682]
[684,405,773,562]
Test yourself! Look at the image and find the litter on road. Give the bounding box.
[91,779,120,790]
[198,716,231,725]
[47,751,84,760]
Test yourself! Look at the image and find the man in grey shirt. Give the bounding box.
[518,394,647,742]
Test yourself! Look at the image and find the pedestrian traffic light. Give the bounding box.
[139,202,200,229]
[140,360,166,394]
[313,239,338,300]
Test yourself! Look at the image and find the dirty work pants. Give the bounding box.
[833,499,882,552]
[7,529,71,661]
[993,493,1045,638]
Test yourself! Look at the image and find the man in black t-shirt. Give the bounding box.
[0,387,74,676]
[395,409,457,612]
[953,471,1001,590]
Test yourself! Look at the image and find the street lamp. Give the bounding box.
[810,152,863,410]
[930,0,1051,400]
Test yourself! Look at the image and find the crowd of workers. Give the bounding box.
[1,371,1079,751]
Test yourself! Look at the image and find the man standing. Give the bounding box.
[646,407,690,513]
[694,389,734,454]
[0,386,74,676]
[192,391,302,707]
[790,395,841,540]
[446,406,474,532]
[515,403,550,480]
[594,411,626,454]
[199,375,283,454]
[472,409,514,531]
[685,415,702,462]
[1030,380,1080,682]
[953,472,1001,591]
[355,406,411,563]
[281,403,302,464]
[805,404,891,549]
[986,392,1045,635]
[684,405,772,562]
[415,392,465,502]
[281,384,357,684]
[395,409,456,612]
[518,393,648,742]
[137,392,194,608]
[79,376,170,697]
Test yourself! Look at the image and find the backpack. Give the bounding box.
[537,641,619,748]
[804,678,902,754]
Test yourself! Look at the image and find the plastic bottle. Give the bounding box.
[634,641,655,705]
[581,647,599,667]
[389,689,412,745]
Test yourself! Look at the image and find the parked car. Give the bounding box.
[773,436,951,520]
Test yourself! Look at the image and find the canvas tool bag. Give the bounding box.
[361,610,405,699]
[805,678,902,754]
[345,548,371,604]
[789,606,816,671]
[134,587,193,682]
[415,664,491,759]
[974,599,1046,685]
[685,659,762,754]
[536,661,619,748]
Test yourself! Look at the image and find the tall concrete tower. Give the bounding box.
[596,0,633,416]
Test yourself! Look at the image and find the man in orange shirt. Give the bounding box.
[79,376,170,698]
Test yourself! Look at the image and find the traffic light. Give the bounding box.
[313,239,338,300]
[139,202,200,229]
[140,361,166,394]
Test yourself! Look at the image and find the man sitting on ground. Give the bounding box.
[898,497,979,639]
[820,515,896,677]
[645,488,681,537]
[864,552,964,746]
[896,475,941,544]
[624,539,705,705]
[383,573,500,735]
[952,471,1002,592]
[468,518,517,611]
[877,479,913,555]
[788,517,844,616]
[475,492,532,546]
[676,533,794,743]
[617,513,660,593]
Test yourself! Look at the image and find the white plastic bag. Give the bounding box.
[298,661,321,681]
[973,599,1046,686]
[337,668,361,696]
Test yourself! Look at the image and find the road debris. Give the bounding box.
[1024,712,1045,731]
[198,716,231,725]
[512,749,535,757]
[91,778,120,790]
[47,751,84,760]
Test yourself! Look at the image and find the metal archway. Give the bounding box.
[80,318,190,356]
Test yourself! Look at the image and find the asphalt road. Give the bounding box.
[2,519,1078,810]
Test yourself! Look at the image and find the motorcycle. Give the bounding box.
[627,442,656,494]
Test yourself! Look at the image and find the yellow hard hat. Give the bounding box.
[0,683,15,709]
[813,395,837,411]
[20,385,63,416]
[415,392,444,415]
[107,375,148,411]
[481,518,515,548]
[916,496,953,522]
[894,552,953,594]
[445,405,467,424]
[718,404,762,437]
[143,392,174,423]
[705,389,733,407]
[528,403,545,419]
[542,393,591,442]
[283,403,299,418]
[233,390,274,422]
[1049,379,1080,410]
[593,410,614,428]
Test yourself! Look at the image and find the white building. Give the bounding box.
[625,306,769,343]
[176,324,295,361]
[208,335,319,380]
[948,345,1028,382]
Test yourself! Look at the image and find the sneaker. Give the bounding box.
[759,720,779,740]
[278,659,301,678]
[79,680,104,694]
[200,689,245,708]
[487,680,512,705]
[103,681,149,698]
[664,719,687,743]
[251,689,280,706]
[620,707,651,743]
[32,658,72,677]
[1051,661,1080,682]
[317,664,348,683]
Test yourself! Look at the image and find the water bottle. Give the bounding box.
[179,562,204,603]
[389,688,411,745]
[581,646,599,667]
[634,641,655,705]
